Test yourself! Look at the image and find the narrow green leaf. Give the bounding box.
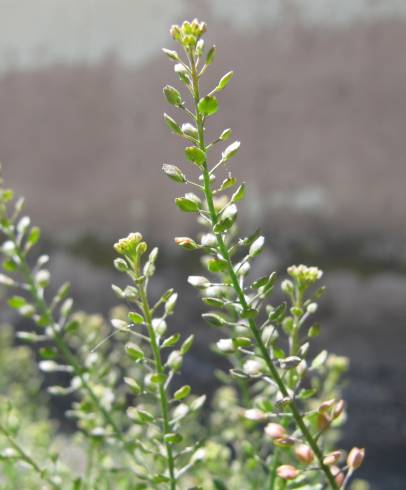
[164,113,182,135]
[212,71,234,94]
[161,333,181,348]
[27,226,41,247]
[219,175,237,191]
[206,45,216,65]
[231,183,246,203]
[174,385,191,401]
[180,334,194,355]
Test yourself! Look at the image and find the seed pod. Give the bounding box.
[294,444,314,464]
[331,466,345,486]
[317,413,331,431]
[264,423,286,439]
[333,399,346,419]
[276,465,299,480]
[347,447,365,470]
[323,450,343,466]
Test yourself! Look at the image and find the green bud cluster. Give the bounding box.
[170,19,207,47]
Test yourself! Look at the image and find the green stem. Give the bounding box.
[188,53,339,490]
[139,282,176,490]
[0,421,60,490]
[268,448,280,490]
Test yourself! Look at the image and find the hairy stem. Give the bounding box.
[188,52,339,490]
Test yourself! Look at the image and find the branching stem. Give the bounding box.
[188,50,340,490]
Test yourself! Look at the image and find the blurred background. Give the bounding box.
[1,0,406,487]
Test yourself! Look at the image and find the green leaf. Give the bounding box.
[128,311,144,324]
[222,141,240,161]
[164,113,182,135]
[127,407,154,424]
[162,164,186,183]
[207,257,228,273]
[185,146,206,166]
[212,71,234,94]
[27,226,41,247]
[151,372,167,384]
[188,275,210,288]
[124,377,142,394]
[219,128,232,141]
[249,235,265,257]
[268,302,287,323]
[312,350,328,370]
[39,346,58,359]
[175,196,200,213]
[180,334,194,355]
[190,394,206,411]
[219,175,237,191]
[202,313,227,327]
[202,297,224,308]
[241,308,258,319]
[174,385,191,401]
[125,342,144,361]
[163,432,183,444]
[163,85,182,106]
[206,45,216,65]
[231,183,246,203]
[162,48,180,61]
[161,334,181,348]
[233,337,252,348]
[8,296,27,309]
[198,96,218,116]
[251,276,268,289]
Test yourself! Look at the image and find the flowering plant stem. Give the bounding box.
[137,271,177,490]
[2,227,134,461]
[188,50,340,490]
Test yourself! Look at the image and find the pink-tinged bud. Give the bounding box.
[347,447,365,470]
[317,413,331,431]
[264,423,286,439]
[276,465,299,480]
[333,399,345,419]
[174,237,199,250]
[323,450,343,466]
[319,398,336,413]
[294,444,314,464]
[331,466,345,487]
